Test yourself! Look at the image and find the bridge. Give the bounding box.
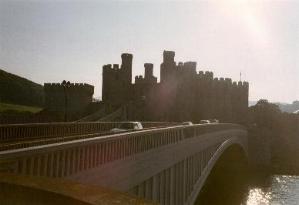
[0,122,248,205]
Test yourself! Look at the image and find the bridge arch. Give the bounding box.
[190,140,248,205]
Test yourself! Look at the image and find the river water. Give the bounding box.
[197,174,299,204]
[242,175,299,205]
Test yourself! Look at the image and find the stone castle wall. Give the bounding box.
[103,50,249,123]
[44,82,94,116]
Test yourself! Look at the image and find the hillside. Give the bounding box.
[276,101,299,113]
[0,103,42,114]
[0,69,44,107]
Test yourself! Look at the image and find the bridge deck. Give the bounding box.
[0,173,156,205]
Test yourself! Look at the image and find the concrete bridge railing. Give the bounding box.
[0,121,179,142]
[0,123,247,205]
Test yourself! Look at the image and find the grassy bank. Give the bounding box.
[0,103,43,114]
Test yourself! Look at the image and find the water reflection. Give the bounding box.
[198,174,299,204]
[244,175,299,205]
[246,188,271,205]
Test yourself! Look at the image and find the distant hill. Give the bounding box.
[249,101,257,107]
[276,101,299,113]
[0,69,44,107]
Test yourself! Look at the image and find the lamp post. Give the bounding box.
[62,80,71,122]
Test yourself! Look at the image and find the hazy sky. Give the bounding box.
[0,0,298,103]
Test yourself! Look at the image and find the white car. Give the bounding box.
[110,122,143,133]
[182,121,193,126]
[199,120,210,124]
[209,119,219,123]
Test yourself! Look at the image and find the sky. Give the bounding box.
[0,0,298,103]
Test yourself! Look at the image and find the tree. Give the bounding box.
[250,99,281,129]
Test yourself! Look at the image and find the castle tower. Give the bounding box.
[224,78,233,121]
[102,53,133,107]
[144,63,153,79]
[121,53,133,85]
[160,50,176,83]
[102,64,112,102]
[163,50,175,63]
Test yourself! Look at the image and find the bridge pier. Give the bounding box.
[248,127,271,173]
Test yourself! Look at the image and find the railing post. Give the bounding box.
[152,175,159,202]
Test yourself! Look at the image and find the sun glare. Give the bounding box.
[216,0,268,46]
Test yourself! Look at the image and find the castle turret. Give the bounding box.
[121,53,133,84]
[163,51,175,64]
[243,81,249,107]
[139,63,157,84]
[121,53,133,67]
[183,62,197,74]
[205,71,214,80]
[102,53,133,107]
[144,63,154,79]
[161,50,176,83]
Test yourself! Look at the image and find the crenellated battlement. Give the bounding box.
[103,53,133,71]
[113,64,119,69]
[178,62,184,68]
[205,71,214,80]
[135,75,144,83]
[163,50,175,63]
[102,53,133,104]
[183,61,197,74]
[121,53,133,60]
[44,82,94,94]
[243,81,249,89]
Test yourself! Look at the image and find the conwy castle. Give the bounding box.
[102,51,249,123]
[42,50,248,122]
